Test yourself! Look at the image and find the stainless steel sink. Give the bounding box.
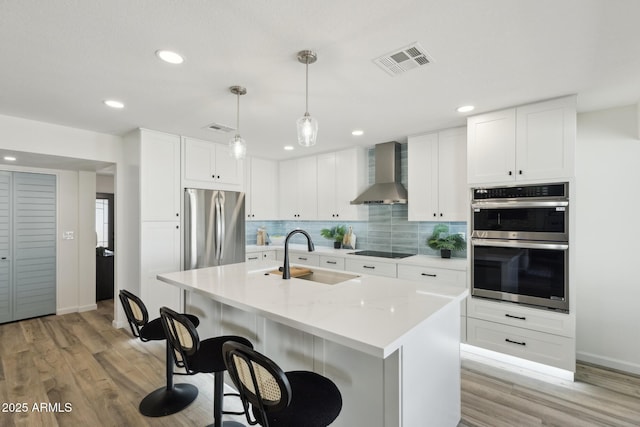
[294,270,360,285]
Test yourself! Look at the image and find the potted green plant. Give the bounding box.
[427,224,466,258]
[320,225,347,249]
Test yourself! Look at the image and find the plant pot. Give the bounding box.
[440,249,452,259]
[334,241,342,249]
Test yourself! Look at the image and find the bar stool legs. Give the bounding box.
[139,341,199,417]
[204,372,245,427]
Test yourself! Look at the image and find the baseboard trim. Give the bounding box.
[577,351,640,376]
[461,343,575,382]
[78,304,97,312]
[57,304,98,315]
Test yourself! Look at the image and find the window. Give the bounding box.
[96,193,114,250]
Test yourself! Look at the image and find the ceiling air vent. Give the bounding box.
[205,122,235,133]
[374,42,433,76]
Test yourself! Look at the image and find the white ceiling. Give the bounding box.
[1,0,639,163]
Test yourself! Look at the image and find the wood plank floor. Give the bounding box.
[0,300,639,426]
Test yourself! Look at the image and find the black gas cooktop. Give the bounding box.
[349,250,415,259]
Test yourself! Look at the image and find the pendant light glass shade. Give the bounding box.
[228,85,247,160]
[228,134,246,159]
[297,113,318,147]
[297,50,318,147]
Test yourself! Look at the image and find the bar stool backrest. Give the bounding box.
[160,306,200,373]
[223,341,292,426]
[119,289,149,339]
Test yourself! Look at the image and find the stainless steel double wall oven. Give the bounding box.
[471,183,569,312]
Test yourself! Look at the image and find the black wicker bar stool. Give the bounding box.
[222,341,342,427]
[119,289,200,416]
[160,306,253,427]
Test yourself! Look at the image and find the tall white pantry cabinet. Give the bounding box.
[124,129,182,320]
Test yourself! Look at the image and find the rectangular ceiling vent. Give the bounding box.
[205,122,235,133]
[374,42,433,76]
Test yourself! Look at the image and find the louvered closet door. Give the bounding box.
[0,172,12,323]
[12,173,56,321]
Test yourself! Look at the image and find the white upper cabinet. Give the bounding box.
[245,157,279,220]
[515,97,576,181]
[279,156,317,220]
[317,148,368,221]
[182,137,243,190]
[139,129,181,221]
[408,127,467,222]
[467,96,576,185]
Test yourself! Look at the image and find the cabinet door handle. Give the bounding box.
[363,265,375,269]
[505,338,526,346]
[439,213,443,217]
[326,261,337,265]
[519,170,523,175]
[298,257,308,261]
[421,273,437,277]
[248,256,258,260]
[176,225,179,229]
[176,213,179,217]
[508,170,513,176]
[505,314,526,321]
[433,213,436,217]
[1,257,6,260]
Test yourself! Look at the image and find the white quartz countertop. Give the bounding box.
[157,261,468,358]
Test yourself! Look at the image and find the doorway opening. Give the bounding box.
[96,188,115,304]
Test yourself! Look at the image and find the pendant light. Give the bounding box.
[228,85,247,159]
[296,50,318,147]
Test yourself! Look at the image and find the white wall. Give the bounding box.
[56,170,80,314]
[575,104,640,374]
[0,114,122,316]
[96,174,114,193]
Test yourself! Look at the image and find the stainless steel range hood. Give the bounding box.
[351,141,407,205]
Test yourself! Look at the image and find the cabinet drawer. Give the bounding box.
[245,253,262,262]
[467,318,575,371]
[397,264,465,286]
[345,259,396,278]
[289,253,320,267]
[468,297,574,337]
[319,256,345,270]
[246,251,276,263]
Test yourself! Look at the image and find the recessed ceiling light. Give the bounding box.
[284,145,294,151]
[156,50,184,64]
[3,156,16,161]
[456,105,475,113]
[351,130,364,136]
[104,100,124,109]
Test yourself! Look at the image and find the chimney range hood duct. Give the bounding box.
[351,141,407,205]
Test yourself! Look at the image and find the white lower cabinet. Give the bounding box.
[397,264,467,342]
[275,250,320,267]
[467,318,575,371]
[467,297,575,371]
[345,259,397,278]
[245,250,276,263]
[467,298,574,337]
[319,255,345,270]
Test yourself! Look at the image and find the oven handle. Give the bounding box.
[471,200,568,209]
[472,239,568,250]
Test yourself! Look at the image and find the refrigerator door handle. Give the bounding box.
[218,191,226,262]
[187,189,198,270]
[214,191,222,262]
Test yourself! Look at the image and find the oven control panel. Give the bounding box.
[473,183,567,200]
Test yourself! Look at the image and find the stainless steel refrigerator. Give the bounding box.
[184,188,245,269]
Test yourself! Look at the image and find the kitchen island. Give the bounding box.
[157,261,468,427]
